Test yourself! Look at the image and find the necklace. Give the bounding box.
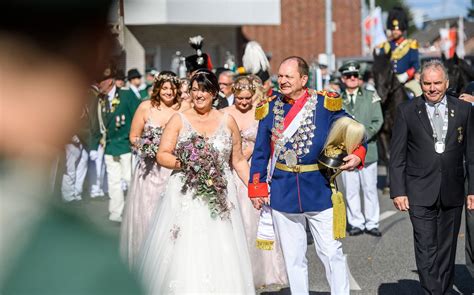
[271,93,318,165]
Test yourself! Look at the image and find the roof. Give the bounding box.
[411,17,474,46]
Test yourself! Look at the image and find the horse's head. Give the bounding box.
[442,53,474,96]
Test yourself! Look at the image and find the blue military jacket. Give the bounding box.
[250,92,358,213]
[385,38,420,75]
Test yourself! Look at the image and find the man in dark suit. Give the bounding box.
[390,59,474,294]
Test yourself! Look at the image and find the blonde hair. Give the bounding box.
[324,117,365,154]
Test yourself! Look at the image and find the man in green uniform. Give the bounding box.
[93,65,140,222]
[123,68,148,101]
[339,61,384,236]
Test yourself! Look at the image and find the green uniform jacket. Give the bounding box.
[342,87,384,165]
[76,87,101,151]
[122,86,149,101]
[92,88,140,156]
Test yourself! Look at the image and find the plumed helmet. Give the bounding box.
[387,6,408,31]
[185,35,213,73]
[242,41,271,82]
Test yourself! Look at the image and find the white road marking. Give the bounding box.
[347,268,362,291]
[379,210,397,221]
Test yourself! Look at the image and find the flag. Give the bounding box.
[364,7,387,50]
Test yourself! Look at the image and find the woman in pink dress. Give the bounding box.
[224,75,288,288]
[120,71,189,269]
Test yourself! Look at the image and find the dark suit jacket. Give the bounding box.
[389,95,474,207]
[213,93,229,110]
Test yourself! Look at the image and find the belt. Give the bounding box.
[275,162,321,173]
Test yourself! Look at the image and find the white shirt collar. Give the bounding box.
[107,86,117,101]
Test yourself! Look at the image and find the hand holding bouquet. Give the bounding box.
[175,133,232,220]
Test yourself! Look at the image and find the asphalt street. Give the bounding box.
[70,168,474,295]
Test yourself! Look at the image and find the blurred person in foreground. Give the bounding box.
[0,0,142,294]
[390,60,473,294]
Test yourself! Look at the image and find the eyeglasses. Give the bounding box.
[343,73,359,79]
[218,82,233,87]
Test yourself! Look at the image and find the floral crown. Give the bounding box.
[233,81,256,92]
[154,73,181,85]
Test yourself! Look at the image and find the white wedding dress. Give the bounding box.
[138,113,255,294]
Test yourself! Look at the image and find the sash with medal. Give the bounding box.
[269,90,317,178]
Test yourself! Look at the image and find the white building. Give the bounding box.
[121,0,281,75]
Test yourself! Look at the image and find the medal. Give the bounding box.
[435,141,445,154]
[284,150,298,168]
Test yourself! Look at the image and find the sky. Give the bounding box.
[405,0,471,27]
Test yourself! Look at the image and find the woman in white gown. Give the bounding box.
[138,69,255,294]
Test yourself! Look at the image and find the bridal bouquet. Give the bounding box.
[175,133,231,220]
[132,126,163,159]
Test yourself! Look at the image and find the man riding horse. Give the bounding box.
[379,7,422,98]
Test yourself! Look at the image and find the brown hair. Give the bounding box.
[281,56,309,77]
[149,71,181,109]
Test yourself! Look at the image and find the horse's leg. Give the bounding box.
[377,128,391,192]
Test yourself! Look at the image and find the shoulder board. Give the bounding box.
[371,91,382,103]
[409,39,419,49]
[254,96,276,121]
[378,41,391,54]
[319,90,342,112]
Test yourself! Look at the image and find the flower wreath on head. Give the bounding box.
[232,81,257,92]
[154,73,181,85]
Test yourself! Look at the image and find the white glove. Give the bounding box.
[396,72,409,84]
[89,150,98,161]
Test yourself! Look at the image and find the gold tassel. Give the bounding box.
[331,187,346,240]
[255,102,269,120]
[256,239,274,250]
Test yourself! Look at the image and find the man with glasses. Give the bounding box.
[339,61,384,236]
[217,70,235,108]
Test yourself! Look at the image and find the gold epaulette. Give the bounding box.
[254,95,276,120]
[409,39,419,49]
[319,90,343,112]
[378,41,391,54]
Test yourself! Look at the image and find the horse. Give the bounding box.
[371,47,410,191]
[442,53,474,96]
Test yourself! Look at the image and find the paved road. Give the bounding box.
[71,172,473,295]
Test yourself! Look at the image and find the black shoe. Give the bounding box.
[365,228,382,237]
[348,227,364,236]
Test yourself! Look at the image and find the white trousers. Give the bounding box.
[341,162,380,230]
[104,153,131,219]
[89,145,106,196]
[272,208,349,295]
[61,144,88,201]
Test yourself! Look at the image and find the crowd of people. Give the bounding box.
[1,0,473,294]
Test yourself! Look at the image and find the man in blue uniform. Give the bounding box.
[380,7,421,96]
[248,56,367,294]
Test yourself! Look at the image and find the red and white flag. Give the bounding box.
[364,7,387,50]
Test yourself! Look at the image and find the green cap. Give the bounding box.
[338,61,360,75]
